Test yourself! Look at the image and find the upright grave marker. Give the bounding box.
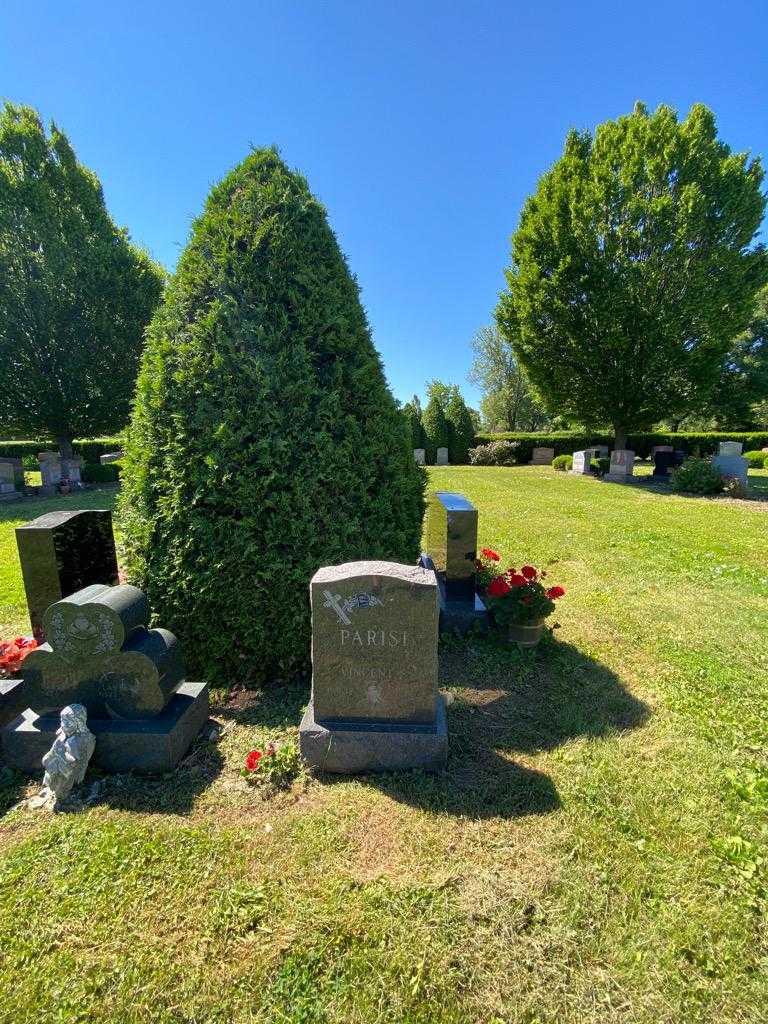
[605,449,635,482]
[712,441,748,487]
[299,561,447,773]
[435,447,449,465]
[571,449,595,475]
[16,510,120,638]
[530,447,555,466]
[413,448,426,466]
[422,491,487,632]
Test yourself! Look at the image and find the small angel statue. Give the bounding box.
[29,703,95,811]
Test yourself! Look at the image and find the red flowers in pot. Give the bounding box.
[476,550,566,645]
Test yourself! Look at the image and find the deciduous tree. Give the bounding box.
[497,103,767,448]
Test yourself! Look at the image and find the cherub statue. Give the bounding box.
[29,704,95,811]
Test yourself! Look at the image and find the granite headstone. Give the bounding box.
[435,447,449,465]
[299,561,446,773]
[413,448,426,466]
[15,509,120,638]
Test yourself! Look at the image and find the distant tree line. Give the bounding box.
[402,382,478,463]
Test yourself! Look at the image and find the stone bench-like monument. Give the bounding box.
[1,583,208,774]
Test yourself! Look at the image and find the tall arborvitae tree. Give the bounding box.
[0,103,164,455]
[119,148,425,687]
[497,103,767,448]
[402,396,426,449]
[444,392,476,463]
[421,394,449,463]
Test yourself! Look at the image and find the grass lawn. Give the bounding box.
[0,468,766,1023]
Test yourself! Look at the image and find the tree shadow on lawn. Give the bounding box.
[364,633,649,821]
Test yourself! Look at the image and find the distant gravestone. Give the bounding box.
[15,510,119,638]
[592,445,610,457]
[38,452,62,493]
[651,445,674,456]
[530,447,555,465]
[571,450,594,475]
[712,444,748,487]
[0,460,21,501]
[100,451,125,465]
[653,451,676,478]
[413,448,426,465]
[299,561,446,773]
[435,447,449,465]
[61,457,84,484]
[605,449,635,482]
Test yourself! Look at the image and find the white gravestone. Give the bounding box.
[712,447,748,487]
[38,452,62,491]
[435,447,449,465]
[718,441,743,457]
[571,450,594,475]
[606,449,635,481]
[413,449,426,466]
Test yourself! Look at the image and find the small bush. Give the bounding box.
[744,450,767,467]
[469,440,520,466]
[671,458,724,495]
[81,463,120,483]
[592,457,610,477]
[552,454,572,472]
[765,455,768,470]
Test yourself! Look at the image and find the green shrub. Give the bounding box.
[765,455,768,470]
[671,458,724,495]
[81,463,120,483]
[118,149,425,688]
[744,450,768,467]
[445,394,475,465]
[0,437,122,461]
[552,454,572,472]
[468,440,519,466]
[592,457,611,476]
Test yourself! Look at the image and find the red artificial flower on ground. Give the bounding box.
[481,548,500,561]
[508,574,528,587]
[546,585,566,599]
[245,750,263,771]
[0,636,39,677]
[487,576,511,597]
[521,565,537,579]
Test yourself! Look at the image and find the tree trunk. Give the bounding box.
[57,435,74,479]
[613,427,628,450]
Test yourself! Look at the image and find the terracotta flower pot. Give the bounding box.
[506,619,545,647]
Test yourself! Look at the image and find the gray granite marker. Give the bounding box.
[300,561,446,773]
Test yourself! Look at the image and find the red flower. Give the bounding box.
[481,548,500,561]
[487,576,511,597]
[508,574,528,587]
[546,585,566,599]
[245,750,262,771]
[521,565,537,579]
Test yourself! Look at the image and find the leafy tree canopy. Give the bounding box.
[497,102,768,448]
[0,102,164,455]
[469,325,550,431]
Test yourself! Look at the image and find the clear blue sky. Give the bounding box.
[2,1,766,408]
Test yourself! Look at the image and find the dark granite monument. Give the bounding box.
[652,450,677,478]
[1,583,208,773]
[299,561,447,773]
[15,509,119,638]
[422,491,488,633]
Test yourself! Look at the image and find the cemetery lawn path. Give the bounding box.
[1,468,767,1024]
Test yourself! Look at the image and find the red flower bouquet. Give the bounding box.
[0,636,39,678]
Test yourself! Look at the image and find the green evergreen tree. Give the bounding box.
[421,394,449,463]
[497,103,767,448]
[444,392,476,463]
[0,103,164,456]
[119,148,425,687]
[402,397,425,449]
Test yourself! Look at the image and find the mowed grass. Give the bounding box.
[0,468,767,1024]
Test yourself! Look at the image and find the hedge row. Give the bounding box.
[473,431,768,462]
[0,437,122,462]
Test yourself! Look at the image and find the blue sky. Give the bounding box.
[2,1,766,408]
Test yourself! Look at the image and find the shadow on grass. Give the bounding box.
[83,727,226,815]
[363,633,649,820]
